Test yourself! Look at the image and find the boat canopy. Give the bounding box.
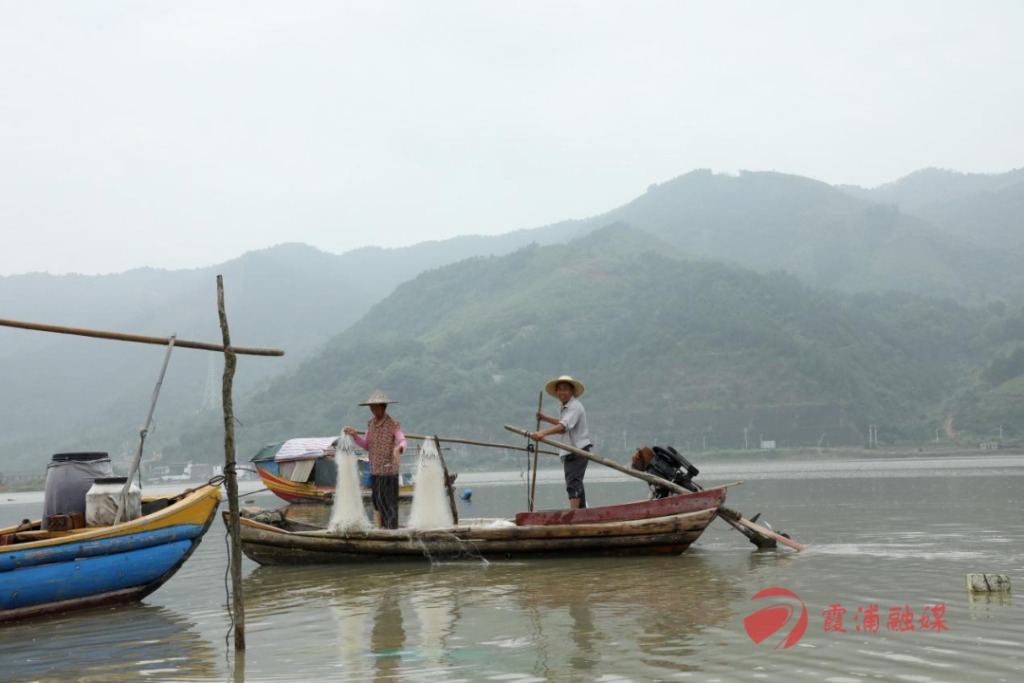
[252,437,336,463]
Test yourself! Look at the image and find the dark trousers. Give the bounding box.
[563,446,590,508]
[371,474,400,529]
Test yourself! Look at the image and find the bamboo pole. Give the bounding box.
[0,317,284,357]
[503,424,808,552]
[506,424,691,491]
[348,429,558,456]
[115,335,176,523]
[528,391,542,512]
[217,276,245,650]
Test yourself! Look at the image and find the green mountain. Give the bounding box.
[0,235,566,471]
[554,169,1024,303]
[840,167,1024,256]
[840,167,1024,209]
[5,165,1024,476]
[157,225,1003,472]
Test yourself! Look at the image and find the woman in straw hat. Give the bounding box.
[528,375,592,509]
[343,390,407,528]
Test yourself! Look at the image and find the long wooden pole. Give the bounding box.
[115,335,176,523]
[506,424,691,491]
[0,317,284,357]
[503,424,808,552]
[217,276,245,650]
[349,429,558,456]
[528,391,543,511]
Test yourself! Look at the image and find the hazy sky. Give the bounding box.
[2,1,1022,276]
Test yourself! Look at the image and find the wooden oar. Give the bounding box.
[716,511,783,550]
[710,503,807,551]
[0,317,284,356]
[503,424,808,552]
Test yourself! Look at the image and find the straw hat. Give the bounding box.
[358,389,396,406]
[544,375,585,399]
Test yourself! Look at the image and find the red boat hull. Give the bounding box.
[514,487,725,526]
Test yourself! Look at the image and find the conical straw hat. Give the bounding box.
[358,389,396,406]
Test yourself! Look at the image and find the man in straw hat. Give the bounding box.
[528,375,593,509]
[343,390,407,528]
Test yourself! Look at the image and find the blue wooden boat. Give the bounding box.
[0,315,282,624]
[0,483,221,623]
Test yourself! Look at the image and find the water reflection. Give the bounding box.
[371,590,406,678]
[325,589,375,681]
[967,590,1013,608]
[241,553,742,681]
[1,603,217,682]
[568,601,596,673]
[408,585,457,665]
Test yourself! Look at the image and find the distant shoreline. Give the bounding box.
[683,444,1024,460]
[3,446,1019,499]
[0,480,267,506]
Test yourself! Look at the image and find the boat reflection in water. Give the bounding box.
[0,602,218,681]
[241,552,741,681]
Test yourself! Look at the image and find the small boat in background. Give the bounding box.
[250,437,415,504]
[1,482,221,623]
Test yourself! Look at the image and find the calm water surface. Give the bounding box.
[2,454,1021,682]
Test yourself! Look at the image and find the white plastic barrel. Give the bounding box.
[85,476,142,526]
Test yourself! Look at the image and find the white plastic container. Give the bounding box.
[85,477,142,526]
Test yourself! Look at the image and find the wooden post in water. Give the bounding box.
[217,276,245,650]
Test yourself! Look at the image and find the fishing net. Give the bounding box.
[406,439,454,530]
[328,432,371,531]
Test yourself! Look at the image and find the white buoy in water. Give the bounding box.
[329,432,370,532]
[966,573,1011,593]
[407,439,454,529]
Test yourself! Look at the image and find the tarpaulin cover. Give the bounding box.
[252,437,336,463]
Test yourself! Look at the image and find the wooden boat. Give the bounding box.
[251,437,415,504]
[0,314,282,630]
[0,483,221,623]
[228,486,727,565]
[504,424,809,552]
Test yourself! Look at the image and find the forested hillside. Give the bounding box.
[839,167,1024,256]
[0,235,561,470]
[4,165,1023,475]
[144,225,1013,472]
[556,169,1024,303]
